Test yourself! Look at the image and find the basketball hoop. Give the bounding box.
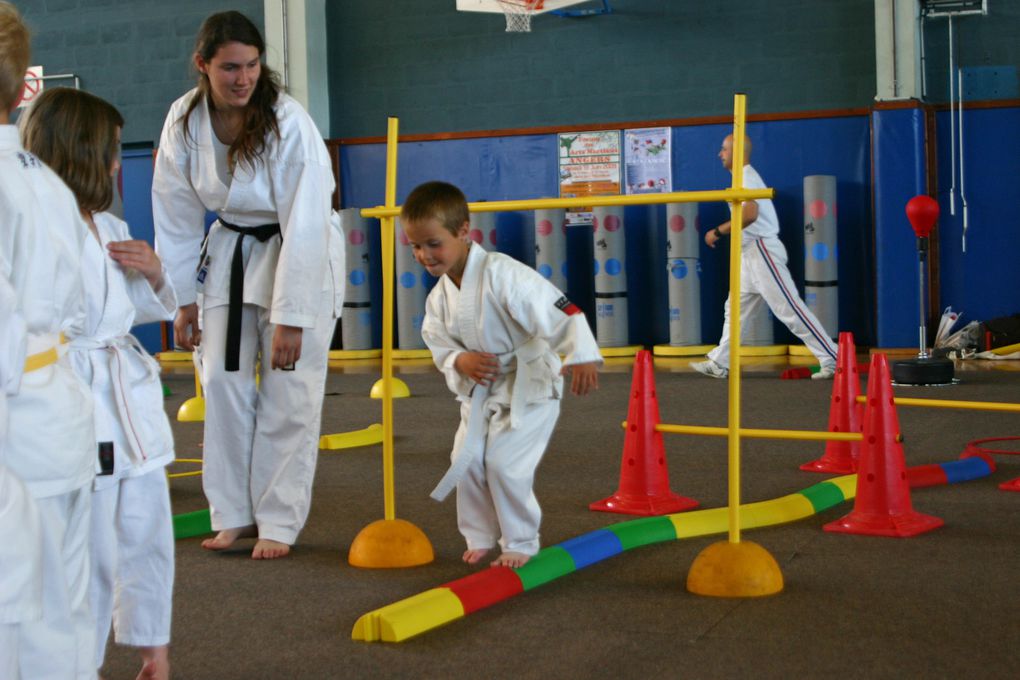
[496,0,543,32]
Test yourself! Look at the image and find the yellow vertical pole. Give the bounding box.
[381,117,399,521]
[727,94,747,544]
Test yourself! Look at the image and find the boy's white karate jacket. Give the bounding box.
[67,212,177,487]
[0,275,43,627]
[422,244,602,554]
[0,125,95,498]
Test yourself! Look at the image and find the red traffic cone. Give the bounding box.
[590,350,699,516]
[1000,477,1020,492]
[801,332,863,474]
[824,354,943,537]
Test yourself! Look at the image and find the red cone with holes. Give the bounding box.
[801,332,863,473]
[590,350,699,516]
[824,354,944,537]
[1000,477,1020,492]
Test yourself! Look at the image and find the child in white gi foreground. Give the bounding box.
[1,4,98,678]
[153,11,344,560]
[401,181,602,568]
[0,274,47,680]
[22,88,176,680]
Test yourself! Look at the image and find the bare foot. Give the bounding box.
[252,538,291,560]
[462,548,492,564]
[492,551,530,568]
[201,525,256,551]
[137,645,169,680]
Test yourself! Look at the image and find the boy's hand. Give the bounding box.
[565,362,599,396]
[455,351,499,385]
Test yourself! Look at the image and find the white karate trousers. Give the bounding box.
[199,293,333,545]
[19,486,95,680]
[90,468,174,668]
[708,237,838,369]
[455,397,560,556]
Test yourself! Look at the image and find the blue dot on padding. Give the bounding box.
[670,260,688,280]
[812,243,829,261]
[400,272,416,288]
[538,264,553,279]
[592,259,600,276]
[349,270,365,286]
[605,258,622,276]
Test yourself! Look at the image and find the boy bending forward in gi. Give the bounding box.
[402,181,601,568]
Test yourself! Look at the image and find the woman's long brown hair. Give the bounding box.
[182,11,281,171]
[20,87,124,214]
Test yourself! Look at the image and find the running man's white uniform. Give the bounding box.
[0,124,97,680]
[153,91,344,544]
[422,244,602,556]
[706,164,837,370]
[67,211,176,669]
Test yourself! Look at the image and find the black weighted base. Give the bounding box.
[892,357,955,385]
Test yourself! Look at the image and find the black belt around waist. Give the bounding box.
[219,218,281,372]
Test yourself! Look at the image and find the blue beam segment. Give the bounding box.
[558,529,623,569]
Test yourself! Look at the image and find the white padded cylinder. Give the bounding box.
[339,208,372,350]
[534,208,568,293]
[395,228,427,350]
[592,206,628,347]
[665,203,701,345]
[803,174,838,339]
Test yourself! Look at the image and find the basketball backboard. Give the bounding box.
[456,1,589,15]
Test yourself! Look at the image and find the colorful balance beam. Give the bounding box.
[352,456,993,643]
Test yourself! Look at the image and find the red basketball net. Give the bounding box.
[496,0,544,32]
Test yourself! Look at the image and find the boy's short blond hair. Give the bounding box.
[0,1,30,112]
[401,181,470,237]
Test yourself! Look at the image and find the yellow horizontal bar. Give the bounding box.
[641,422,865,442]
[361,188,775,219]
[855,395,1020,413]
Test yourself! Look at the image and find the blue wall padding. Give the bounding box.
[872,107,928,347]
[558,529,623,570]
[121,145,163,354]
[340,116,874,349]
[942,457,993,485]
[934,106,1020,323]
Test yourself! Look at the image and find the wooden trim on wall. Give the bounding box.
[330,106,874,146]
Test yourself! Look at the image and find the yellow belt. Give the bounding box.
[24,333,66,372]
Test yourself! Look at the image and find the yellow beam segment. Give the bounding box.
[855,395,1020,413]
[361,188,774,219]
[351,588,464,642]
[652,423,865,442]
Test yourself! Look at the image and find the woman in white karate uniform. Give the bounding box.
[1,4,96,677]
[22,87,177,680]
[153,11,344,559]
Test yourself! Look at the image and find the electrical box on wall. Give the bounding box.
[920,0,987,19]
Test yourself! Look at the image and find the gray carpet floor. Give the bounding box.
[100,357,1020,679]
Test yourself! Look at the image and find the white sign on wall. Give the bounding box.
[19,65,44,109]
